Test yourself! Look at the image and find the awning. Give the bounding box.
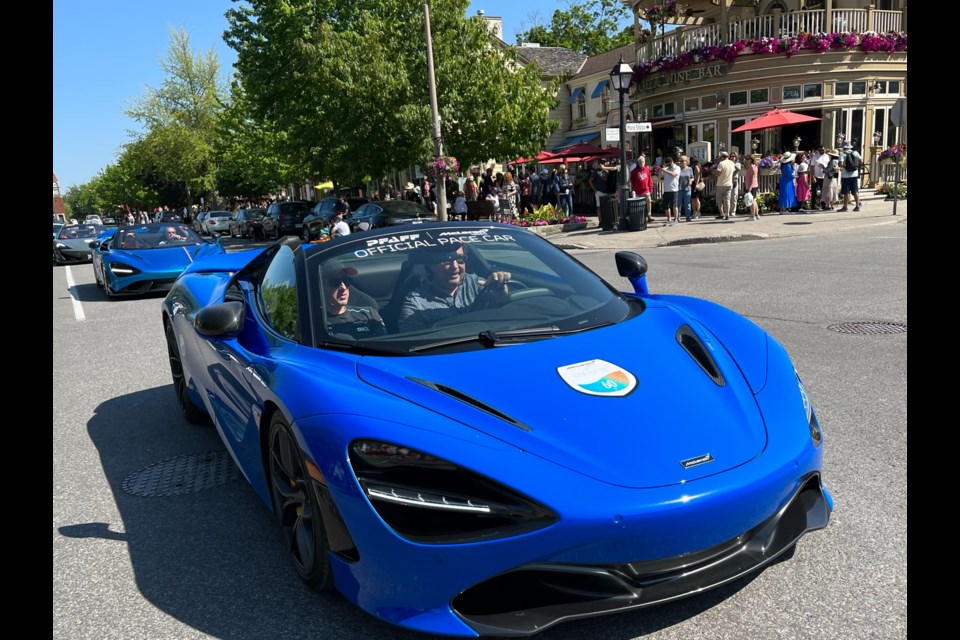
[591,80,608,98]
[568,87,584,104]
[552,133,600,152]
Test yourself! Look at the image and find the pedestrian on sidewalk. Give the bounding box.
[629,155,654,223]
[742,155,760,220]
[837,142,863,212]
[714,151,735,220]
[810,145,827,208]
[778,151,798,214]
[689,157,704,219]
[795,153,811,209]
[678,156,694,222]
[821,149,841,209]
[661,156,680,225]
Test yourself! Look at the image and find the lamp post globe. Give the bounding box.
[610,55,634,230]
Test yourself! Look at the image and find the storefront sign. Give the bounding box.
[638,64,728,94]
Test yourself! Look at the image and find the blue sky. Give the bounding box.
[53,1,631,191]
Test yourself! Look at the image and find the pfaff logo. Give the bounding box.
[366,233,421,247]
[680,453,714,469]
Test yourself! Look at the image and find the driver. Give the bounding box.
[397,243,511,332]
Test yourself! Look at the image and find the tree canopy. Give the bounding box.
[224,0,559,186]
[515,0,633,56]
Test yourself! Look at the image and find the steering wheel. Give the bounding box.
[472,279,553,310]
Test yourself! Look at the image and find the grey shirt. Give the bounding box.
[398,273,486,331]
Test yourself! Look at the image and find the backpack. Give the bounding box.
[843,152,859,173]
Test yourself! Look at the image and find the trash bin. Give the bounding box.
[627,197,648,231]
[599,194,618,231]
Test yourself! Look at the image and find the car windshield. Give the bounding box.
[382,201,429,217]
[58,225,105,240]
[112,223,205,249]
[304,224,640,353]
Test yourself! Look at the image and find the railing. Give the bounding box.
[643,9,903,63]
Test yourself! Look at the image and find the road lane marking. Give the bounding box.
[64,266,86,321]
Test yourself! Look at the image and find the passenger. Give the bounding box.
[323,259,385,338]
[120,232,142,249]
[397,243,511,332]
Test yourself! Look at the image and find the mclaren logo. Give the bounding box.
[680,453,715,469]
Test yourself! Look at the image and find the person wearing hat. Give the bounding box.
[397,242,511,332]
[402,181,424,206]
[837,142,863,212]
[322,258,386,338]
[820,149,841,210]
[778,151,798,214]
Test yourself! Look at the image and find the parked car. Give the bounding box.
[203,210,233,236]
[228,208,267,240]
[53,222,64,239]
[346,199,436,233]
[84,215,103,225]
[192,210,210,235]
[302,196,370,241]
[53,224,107,264]
[261,200,314,240]
[92,222,225,297]
[156,210,183,223]
[161,223,832,637]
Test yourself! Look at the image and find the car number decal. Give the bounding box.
[556,359,637,397]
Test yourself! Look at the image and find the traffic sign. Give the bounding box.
[626,122,652,133]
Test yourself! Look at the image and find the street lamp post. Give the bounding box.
[610,55,634,231]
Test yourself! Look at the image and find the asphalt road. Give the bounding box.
[53,225,907,640]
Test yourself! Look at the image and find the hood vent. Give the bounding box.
[407,377,532,432]
[676,325,725,386]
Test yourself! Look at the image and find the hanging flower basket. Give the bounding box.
[423,156,460,183]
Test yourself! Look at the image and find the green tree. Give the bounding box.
[124,27,228,206]
[214,81,299,200]
[515,0,633,56]
[224,0,558,186]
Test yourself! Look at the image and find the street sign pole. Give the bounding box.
[889,98,906,216]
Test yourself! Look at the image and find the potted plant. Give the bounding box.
[758,155,780,175]
[561,215,588,231]
[877,146,903,166]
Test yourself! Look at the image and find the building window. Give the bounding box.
[577,91,586,119]
[653,104,664,117]
[685,97,699,113]
[874,80,900,95]
[851,81,866,96]
[750,88,769,105]
[836,82,849,96]
[783,85,801,101]
[664,102,675,116]
[730,90,748,106]
[803,83,822,99]
[730,119,747,157]
[701,94,717,110]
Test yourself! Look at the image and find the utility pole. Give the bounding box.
[423,3,448,220]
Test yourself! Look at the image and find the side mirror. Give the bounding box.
[615,251,649,295]
[194,301,244,337]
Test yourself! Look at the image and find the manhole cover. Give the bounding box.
[122,450,240,497]
[828,322,907,335]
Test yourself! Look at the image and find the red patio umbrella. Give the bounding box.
[730,108,821,133]
[510,150,557,165]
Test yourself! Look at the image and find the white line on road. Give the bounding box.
[64,266,86,321]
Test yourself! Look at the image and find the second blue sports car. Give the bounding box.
[92,222,225,297]
[161,223,833,637]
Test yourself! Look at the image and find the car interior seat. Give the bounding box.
[381,253,432,333]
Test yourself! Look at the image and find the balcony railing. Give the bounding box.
[641,8,903,63]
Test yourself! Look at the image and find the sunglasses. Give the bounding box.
[436,254,466,265]
[325,278,351,288]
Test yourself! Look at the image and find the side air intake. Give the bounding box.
[676,325,725,386]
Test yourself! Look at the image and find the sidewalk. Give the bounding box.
[531,193,907,250]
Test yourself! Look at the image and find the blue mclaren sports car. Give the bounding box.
[92,222,225,297]
[161,223,833,637]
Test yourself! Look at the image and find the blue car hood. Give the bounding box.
[113,243,223,269]
[357,308,769,488]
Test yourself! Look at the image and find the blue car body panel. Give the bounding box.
[161,225,831,637]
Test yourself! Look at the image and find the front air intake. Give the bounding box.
[676,325,725,386]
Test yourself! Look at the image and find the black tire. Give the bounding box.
[267,413,333,591]
[164,321,209,424]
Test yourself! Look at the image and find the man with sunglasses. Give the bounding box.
[323,259,385,338]
[397,243,511,332]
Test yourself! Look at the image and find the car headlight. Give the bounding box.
[108,261,141,276]
[796,370,822,447]
[349,440,556,544]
